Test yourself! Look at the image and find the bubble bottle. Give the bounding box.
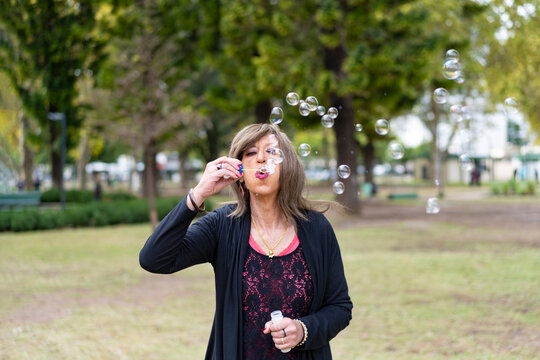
[270,310,291,353]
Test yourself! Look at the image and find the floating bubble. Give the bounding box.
[321,114,334,128]
[455,71,465,84]
[388,140,405,160]
[337,164,351,179]
[355,123,363,132]
[316,106,326,116]
[327,107,338,119]
[504,97,519,114]
[459,154,474,171]
[268,147,284,164]
[450,104,463,114]
[299,102,311,116]
[433,88,449,104]
[306,96,319,111]
[269,107,284,125]
[333,181,345,195]
[375,119,389,135]
[445,49,459,60]
[263,158,277,174]
[286,92,300,106]
[461,106,472,120]
[442,59,462,80]
[268,134,279,146]
[434,179,440,187]
[426,197,440,214]
[298,143,311,157]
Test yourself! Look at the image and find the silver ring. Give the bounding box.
[216,163,222,170]
[282,329,286,337]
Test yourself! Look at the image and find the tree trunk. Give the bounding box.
[429,99,440,183]
[360,140,375,184]
[144,141,159,229]
[77,131,91,190]
[255,99,271,124]
[19,113,34,191]
[324,43,360,214]
[179,151,189,190]
[49,120,62,188]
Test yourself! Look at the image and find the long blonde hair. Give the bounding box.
[228,124,329,222]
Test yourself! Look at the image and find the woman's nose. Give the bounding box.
[256,149,266,163]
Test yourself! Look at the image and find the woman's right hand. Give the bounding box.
[189,157,243,208]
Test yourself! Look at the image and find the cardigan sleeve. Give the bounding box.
[139,196,220,274]
[297,216,353,351]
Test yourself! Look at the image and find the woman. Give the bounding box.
[139,124,352,359]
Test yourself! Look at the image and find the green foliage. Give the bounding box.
[490,180,537,196]
[40,188,135,203]
[0,197,214,232]
[0,0,110,185]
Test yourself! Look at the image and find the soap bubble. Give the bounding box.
[504,97,519,114]
[321,114,334,128]
[269,107,284,125]
[426,197,440,214]
[333,181,345,195]
[388,141,405,160]
[455,71,465,84]
[298,143,311,157]
[450,104,463,114]
[442,59,462,80]
[337,164,351,179]
[355,123,363,132]
[434,179,440,187]
[375,119,389,135]
[263,158,277,174]
[433,88,449,104]
[445,49,459,60]
[306,96,319,111]
[327,107,338,119]
[286,92,300,106]
[268,147,284,164]
[459,154,474,171]
[269,134,279,146]
[316,106,326,116]
[299,102,311,116]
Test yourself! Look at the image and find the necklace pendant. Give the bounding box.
[268,250,274,259]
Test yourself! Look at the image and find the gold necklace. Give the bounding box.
[251,215,289,259]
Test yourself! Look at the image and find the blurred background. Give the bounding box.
[1,1,539,359]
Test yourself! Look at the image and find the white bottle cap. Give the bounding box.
[271,310,283,323]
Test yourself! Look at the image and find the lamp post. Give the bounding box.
[48,112,66,210]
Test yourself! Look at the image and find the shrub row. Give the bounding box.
[0,197,214,232]
[490,179,537,196]
[40,188,136,203]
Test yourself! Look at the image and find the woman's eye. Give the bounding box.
[246,151,256,156]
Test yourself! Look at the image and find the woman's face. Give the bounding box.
[241,133,281,197]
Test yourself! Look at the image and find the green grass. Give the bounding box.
[0,215,539,359]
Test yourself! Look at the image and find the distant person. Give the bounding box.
[93,172,102,201]
[33,177,41,191]
[140,124,352,359]
[535,169,539,184]
[16,178,24,192]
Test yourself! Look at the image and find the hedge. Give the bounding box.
[0,197,214,232]
[490,179,537,196]
[40,188,136,203]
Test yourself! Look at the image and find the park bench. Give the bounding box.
[0,191,41,209]
[387,192,418,200]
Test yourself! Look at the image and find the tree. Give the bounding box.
[103,0,202,228]
[483,1,540,141]
[0,0,108,187]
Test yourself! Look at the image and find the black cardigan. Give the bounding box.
[139,197,353,360]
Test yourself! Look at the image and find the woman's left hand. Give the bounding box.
[263,317,304,351]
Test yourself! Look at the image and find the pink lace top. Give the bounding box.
[242,234,313,359]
